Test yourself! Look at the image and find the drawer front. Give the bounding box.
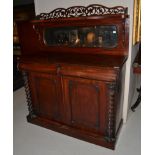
[19,62,57,74]
[60,64,118,81]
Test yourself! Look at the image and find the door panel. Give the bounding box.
[29,72,62,121]
[63,77,107,134]
[70,81,99,128]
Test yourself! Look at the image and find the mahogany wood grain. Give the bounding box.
[17,14,129,56]
[18,6,129,150]
[29,72,63,121]
[62,76,107,134]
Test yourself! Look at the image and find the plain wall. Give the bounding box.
[34,0,136,123]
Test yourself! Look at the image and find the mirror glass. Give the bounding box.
[44,25,118,48]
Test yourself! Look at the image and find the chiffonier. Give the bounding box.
[17,4,129,149]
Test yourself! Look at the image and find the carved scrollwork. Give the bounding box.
[37,4,128,20]
[105,82,117,142]
[22,71,36,118]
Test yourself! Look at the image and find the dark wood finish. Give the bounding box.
[28,72,63,121]
[18,5,129,150]
[13,3,35,44]
[36,4,127,20]
[63,77,107,134]
[17,14,129,56]
[13,3,35,91]
[13,55,24,91]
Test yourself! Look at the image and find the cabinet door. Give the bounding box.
[29,72,62,121]
[63,77,107,134]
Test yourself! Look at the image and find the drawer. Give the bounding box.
[60,64,119,81]
[19,62,57,73]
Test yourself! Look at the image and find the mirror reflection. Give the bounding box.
[44,25,118,48]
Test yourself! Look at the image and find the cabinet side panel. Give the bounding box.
[115,66,125,133]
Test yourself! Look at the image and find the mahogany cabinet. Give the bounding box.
[17,4,129,149]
